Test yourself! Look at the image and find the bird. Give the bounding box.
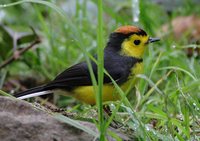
[15,25,160,105]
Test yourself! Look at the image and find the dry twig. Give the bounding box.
[0,38,41,69]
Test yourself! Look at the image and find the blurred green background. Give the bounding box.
[0,0,200,140]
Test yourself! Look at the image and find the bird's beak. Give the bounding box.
[148,37,160,43]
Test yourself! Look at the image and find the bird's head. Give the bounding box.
[106,25,160,58]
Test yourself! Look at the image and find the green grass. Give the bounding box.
[0,0,200,140]
[96,0,105,140]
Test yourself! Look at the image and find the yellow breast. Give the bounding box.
[72,62,143,105]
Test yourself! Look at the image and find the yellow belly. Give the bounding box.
[72,62,143,105]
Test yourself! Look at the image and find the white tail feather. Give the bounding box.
[18,91,53,100]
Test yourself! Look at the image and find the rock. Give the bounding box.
[0,96,132,141]
[0,96,93,141]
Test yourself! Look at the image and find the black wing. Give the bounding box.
[46,62,92,90]
[45,50,140,91]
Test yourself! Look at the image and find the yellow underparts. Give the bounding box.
[72,62,143,105]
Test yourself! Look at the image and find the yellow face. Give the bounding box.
[120,34,149,58]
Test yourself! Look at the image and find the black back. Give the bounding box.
[45,48,142,91]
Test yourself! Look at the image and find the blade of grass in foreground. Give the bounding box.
[158,66,197,81]
[96,0,105,140]
[54,114,98,138]
[139,70,173,106]
[103,70,150,140]
[0,90,15,98]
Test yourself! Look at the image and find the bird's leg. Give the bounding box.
[103,105,123,129]
[103,105,112,116]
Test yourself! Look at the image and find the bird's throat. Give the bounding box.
[122,46,145,58]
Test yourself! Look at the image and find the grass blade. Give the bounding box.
[158,66,197,81]
[96,0,105,140]
[54,114,98,138]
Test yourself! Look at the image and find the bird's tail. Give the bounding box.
[14,85,53,100]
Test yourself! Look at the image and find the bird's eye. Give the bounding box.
[134,40,141,45]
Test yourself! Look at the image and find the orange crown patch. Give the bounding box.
[115,25,143,34]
